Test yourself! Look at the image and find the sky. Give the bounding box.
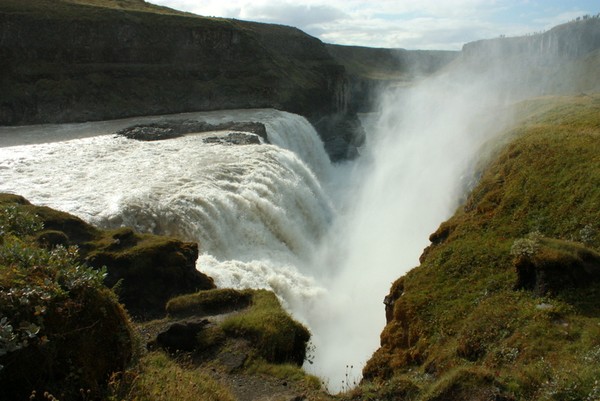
[147,0,599,50]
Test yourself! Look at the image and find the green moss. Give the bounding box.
[219,289,311,365]
[363,94,600,400]
[111,351,235,401]
[245,359,322,389]
[167,288,252,317]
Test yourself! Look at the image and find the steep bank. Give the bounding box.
[358,95,600,400]
[0,193,215,319]
[0,0,361,159]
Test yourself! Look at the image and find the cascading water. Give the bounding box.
[297,67,519,390]
[0,109,334,307]
[0,71,513,392]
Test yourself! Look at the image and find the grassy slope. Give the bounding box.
[357,94,600,401]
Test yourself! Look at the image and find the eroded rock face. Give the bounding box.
[86,229,215,320]
[0,2,352,155]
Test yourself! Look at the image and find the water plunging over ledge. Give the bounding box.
[0,83,510,391]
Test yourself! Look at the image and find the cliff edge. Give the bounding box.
[0,0,361,159]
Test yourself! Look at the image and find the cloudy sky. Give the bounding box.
[148,0,598,50]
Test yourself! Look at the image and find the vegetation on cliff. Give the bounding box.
[0,197,135,400]
[0,195,324,400]
[357,94,600,401]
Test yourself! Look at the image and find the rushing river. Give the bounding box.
[0,68,513,391]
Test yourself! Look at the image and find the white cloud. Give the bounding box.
[238,3,347,27]
[147,0,593,49]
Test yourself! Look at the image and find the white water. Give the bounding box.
[0,82,510,392]
[0,110,334,307]
[300,72,515,389]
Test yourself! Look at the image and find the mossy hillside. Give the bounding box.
[0,203,135,401]
[360,94,600,401]
[86,227,215,319]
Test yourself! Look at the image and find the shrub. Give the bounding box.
[0,201,134,400]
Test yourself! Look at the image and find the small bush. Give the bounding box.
[0,201,133,400]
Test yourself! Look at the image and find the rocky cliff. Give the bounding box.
[0,0,361,159]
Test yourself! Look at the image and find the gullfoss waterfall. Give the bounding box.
[0,74,511,392]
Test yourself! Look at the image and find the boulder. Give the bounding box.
[155,319,210,352]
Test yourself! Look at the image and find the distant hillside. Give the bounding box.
[326,44,458,111]
[0,0,363,159]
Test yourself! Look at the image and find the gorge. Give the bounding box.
[1,1,600,400]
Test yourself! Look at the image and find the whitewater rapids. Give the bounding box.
[0,109,337,305]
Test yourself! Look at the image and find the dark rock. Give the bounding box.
[310,112,366,162]
[514,237,600,296]
[155,319,209,352]
[87,238,215,320]
[116,125,182,141]
[117,120,269,144]
[203,132,261,145]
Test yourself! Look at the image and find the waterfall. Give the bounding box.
[0,109,333,303]
[0,81,512,393]
[299,66,518,390]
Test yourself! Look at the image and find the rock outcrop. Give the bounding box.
[116,120,268,143]
[0,193,215,319]
[513,236,600,296]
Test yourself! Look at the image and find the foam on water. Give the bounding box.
[0,109,333,298]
